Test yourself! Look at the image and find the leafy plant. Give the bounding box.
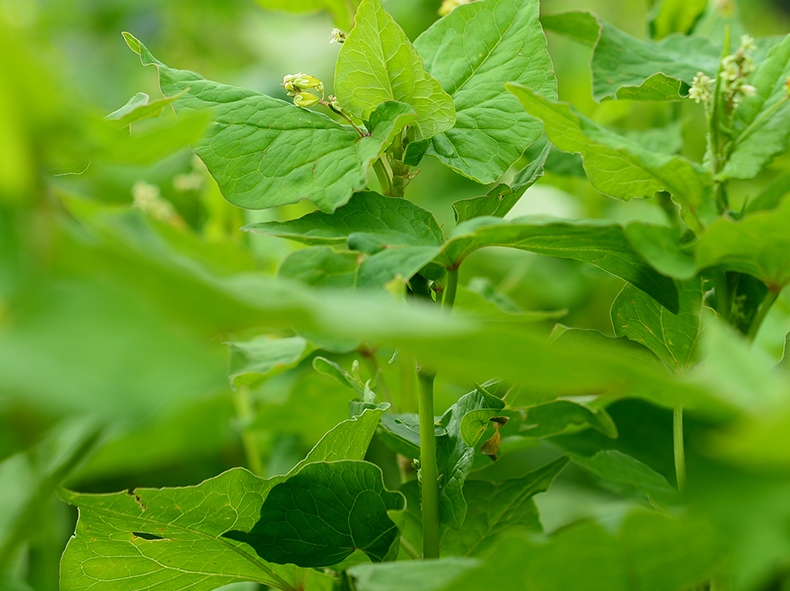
[4,0,789,589]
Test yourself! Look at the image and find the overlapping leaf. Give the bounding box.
[60,407,386,591]
[415,0,557,183]
[335,0,454,138]
[125,34,416,212]
[508,83,712,225]
[541,11,721,101]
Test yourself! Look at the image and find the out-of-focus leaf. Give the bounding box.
[105,90,187,126]
[648,0,708,39]
[125,33,415,212]
[415,0,557,183]
[278,247,359,289]
[451,142,551,223]
[252,0,357,30]
[349,557,481,591]
[440,216,680,313]
[507,83,712,227]
[721,33,790,181]
[227,335,308,388]
[440,458,568,558]
[623,222,697,280]
[695,197,790,290]
[743,172,790,215]
[335,0,454,139]
[611,279,704,373]
[224,461,405,567]
[541,11,721,101]
[453,279,566,325]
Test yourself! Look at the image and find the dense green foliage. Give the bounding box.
[3,0,790,590]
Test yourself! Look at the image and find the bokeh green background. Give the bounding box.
[2,0,790,589]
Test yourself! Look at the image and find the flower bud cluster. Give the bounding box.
[132,180,176,223]
[720,35,757,104]
[282,73,324,108]
[689,73,715,106]
[330,28,346,44]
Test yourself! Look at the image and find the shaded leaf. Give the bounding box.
[623,222,697,280]
[518,400,618,439]
[440,216,680,313]
[451,141,551,223]
[441,458,568,558]
[224,461,405,567]
[648,0,708,39]
[743,172,790,215]
[415,0,557,183]
[507,83,712,225]
[335,0,455,138]
[125,33,415,212]
[611,279,704,373]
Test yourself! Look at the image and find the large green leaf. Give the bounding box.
[451,141,551,223]
[414,0,557,183]
[721,33,790,181]
[436,386,506,530]
[224,461,405,567]
[694,197,790,290]
[611,279,704,373]
[507,83,712,226]
[439,216,680,313]
[244,190,444,247]
[334,0,454,139]
[252,0,357,30]
[227,335,308,388]
[440,458,568,558]
[541,11,721,101]
[60,408,386,591]
[124,34,416,213]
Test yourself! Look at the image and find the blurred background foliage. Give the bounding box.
[3,0,790,589]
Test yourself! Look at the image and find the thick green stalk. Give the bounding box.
[443,267,459,313]
[373,158,393,196]
[674,399,686,491]
[417,368,440,559]
[232,386,265,476]
[714,270,731,322]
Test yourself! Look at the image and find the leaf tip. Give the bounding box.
[122,32,141,55]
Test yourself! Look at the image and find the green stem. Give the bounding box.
[400,536,420,560]
[417,368,440,559]
[373,158,393,196]
[232,386,265,476]
[443,267,459,313]
[674,399,686,492]
[747,288,780,342]
[714,270,731,322]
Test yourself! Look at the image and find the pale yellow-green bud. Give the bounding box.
[281,73,324,97]
[293,90,321,108]
[438,0,478,16]
[688,72,714,105]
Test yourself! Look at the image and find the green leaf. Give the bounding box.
[252,0,357,30]
[244,190,444,247]
[105,90,188,126]
[721,33,790,181]
[507,83,712,225]
[648,0,708,39]
[227,335,308,388]
[518,400,618,439]
[695,197,790,290]
[623,222,697,280]
[415,0,557,183]
[278,247,359,289]
[60,408,385,591]
[224,460,405,567]
[743,172,790,215]
[454,279,566,325]
[611,279,704,374]
[452,141,551,223]
[124,33,416,212]
[440,458,568,558]
[439,216,680,313]
[376,413,448,459]
[349,557,481,591]
[334,0,454,139]
[570,450,679,507]
[436,385,506,530]
[541,11,721,101]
